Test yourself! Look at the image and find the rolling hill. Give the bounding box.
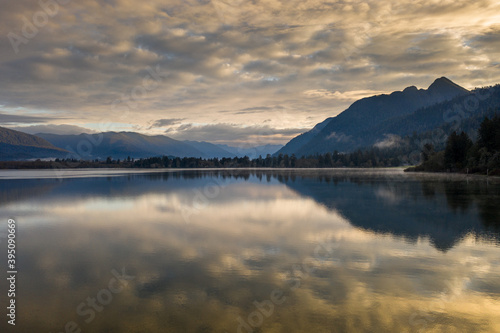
[0,126,68,161]
[36,132,217,160]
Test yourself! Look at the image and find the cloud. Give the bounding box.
[7,124,95,135]
[218,105,287,115]
[325,131,352,143]
[148,118,186,128]
[374,134,403,149]
[240,105,285,112]
[166,123,305,144]
[0,112,54,125]
[242,60,288,75]
[303,89,388,101]
[0,0,499,143]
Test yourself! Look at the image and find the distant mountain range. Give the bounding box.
[36,133,282,160]
[3,76,499,162]
[36,132,209,160]
[0,127,68,161]
[0,129,283,161]
[277,77,473,156]
[216,144,284,159]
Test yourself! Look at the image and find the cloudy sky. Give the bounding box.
[1,0,500,145]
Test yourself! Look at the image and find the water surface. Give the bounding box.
[0,169,499,332]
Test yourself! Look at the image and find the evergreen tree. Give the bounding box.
[478,116,500,152]
[421,143,435,162]
[444,131,472,170]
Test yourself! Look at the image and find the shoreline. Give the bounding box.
[1,166,499,182]
[404,166,500,177]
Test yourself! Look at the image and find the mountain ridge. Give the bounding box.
[277,77,471,156]
[0,126,69,160]
[36,131,209,160]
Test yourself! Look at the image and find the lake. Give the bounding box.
[0,168,499,332]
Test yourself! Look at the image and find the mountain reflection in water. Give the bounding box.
[0,169,499,333]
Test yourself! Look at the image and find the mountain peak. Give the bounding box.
[428,77,469,94]
[276,76,476,157]
[403,85,418,93]
[432,76,453,84]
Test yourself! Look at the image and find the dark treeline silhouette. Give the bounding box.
[407,115,500,175]
[0,147,404,169]
[130,148,404,169]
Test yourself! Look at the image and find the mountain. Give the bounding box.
[216,144,283,159]
[7,129,282,161]
[183,141,236,158]
[371,84,500,143]
[277,77,471,156]
[427,76,469,98]
[37,132,208,160]
[0,126,68,161]
[277,117,332,156]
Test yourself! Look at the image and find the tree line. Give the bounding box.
[0,147,404,169]
[408,115,500,175]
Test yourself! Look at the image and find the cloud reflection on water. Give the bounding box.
[0,169,499,332]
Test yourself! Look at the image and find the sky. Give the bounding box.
[1,0,500,145]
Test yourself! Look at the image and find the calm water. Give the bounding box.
[0,169,499,333]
